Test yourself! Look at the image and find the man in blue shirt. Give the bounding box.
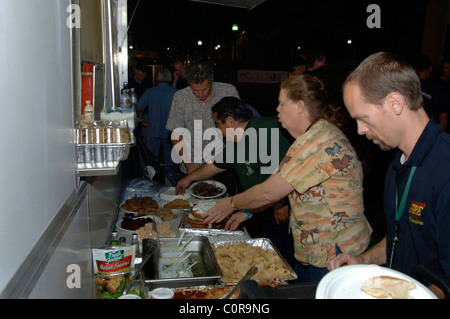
[138,68,177,164]
[328,52,450,299]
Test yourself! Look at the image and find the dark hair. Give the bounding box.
[135,63,148,73]
[305,48,326,69]
[186,62,214,84]
[212,97,253,124]
[412,55,432,73]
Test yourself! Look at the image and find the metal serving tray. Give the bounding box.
[145,237,222,289]
[76,143,130,169]
[210,238,298,283]
[178,211,246,237]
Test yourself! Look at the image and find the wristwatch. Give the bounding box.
[230,197,238,210]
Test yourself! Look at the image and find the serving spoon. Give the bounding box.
[223,266,258,299]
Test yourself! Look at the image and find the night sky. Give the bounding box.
[127,0,428,68]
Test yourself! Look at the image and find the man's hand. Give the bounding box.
[176,176,191,195]
[327,253,364,271]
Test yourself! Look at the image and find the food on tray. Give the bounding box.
[213,242,292,283]
[136,223,158,241]
[361,276,416,299]
[120,196,159,215]
[187,202,226,229]
[121,215,154,231]
[192,182,223,197]
[173,285,239,299]
[163,198,191,209]
[158,257,195,279]
[191,201,216,219]
[136,221,175,239]
[153,208,178,221]
[157,223,176,238]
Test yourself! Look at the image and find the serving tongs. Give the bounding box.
[222,266,258,299]
[123,240,158,295]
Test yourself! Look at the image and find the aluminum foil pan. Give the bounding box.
[172,284,239,299]
[210,238,297,283]
[178,211,246,237]
[76,144,130,169]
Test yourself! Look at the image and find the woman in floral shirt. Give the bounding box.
[205,75,372,282]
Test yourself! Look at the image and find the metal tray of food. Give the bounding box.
[178,210,246,237]
[210,238,297,283]
[172,284,239,299]
[145,237,223,289]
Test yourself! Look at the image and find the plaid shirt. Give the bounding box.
[166,82,240,166]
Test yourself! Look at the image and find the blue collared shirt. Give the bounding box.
[138,83,177,138]
[384,120,450,277]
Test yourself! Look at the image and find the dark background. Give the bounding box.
[128,0,427,65]
[126,0,429,116]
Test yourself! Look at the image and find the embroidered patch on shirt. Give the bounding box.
[409,200,426,226]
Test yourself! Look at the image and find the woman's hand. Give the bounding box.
[204,197,234,224]
[274,204,289,225]
[225,211,249,231]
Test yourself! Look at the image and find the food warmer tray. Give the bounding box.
[145,237,222,290]
[178,211,246,237]
[210,238,298,283]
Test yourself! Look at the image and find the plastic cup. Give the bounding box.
[150,288,174,299]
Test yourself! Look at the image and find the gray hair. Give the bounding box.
[344,52,423,111]
[157,68,173,83]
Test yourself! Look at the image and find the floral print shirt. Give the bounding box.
[277,119,372,267]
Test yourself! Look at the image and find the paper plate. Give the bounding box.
[315,264,437,299]
[159,187,191,201]
[188,180,227,199]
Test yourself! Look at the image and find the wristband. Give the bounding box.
[243,209,252,219]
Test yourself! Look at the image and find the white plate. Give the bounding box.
[116,215,162,233]
[159,187,191,201]
[188,180,227,199]
[316,264,437,299]
[119,197,159,214]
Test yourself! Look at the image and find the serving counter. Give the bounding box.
[93,177,444,300]
[94,178,300,299]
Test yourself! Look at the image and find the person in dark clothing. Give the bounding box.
[413,55,449,131]
[128,63,150,99]
[329,52,450,299]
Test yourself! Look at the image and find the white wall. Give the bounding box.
[0,0,76,292]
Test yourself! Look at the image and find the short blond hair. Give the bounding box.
[344,52,423,110]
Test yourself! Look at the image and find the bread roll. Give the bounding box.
[361,276,416,299]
